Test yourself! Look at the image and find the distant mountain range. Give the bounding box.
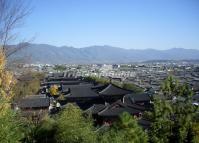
[10,43,199,64]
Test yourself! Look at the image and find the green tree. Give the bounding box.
[31,116,57,143]
[53,65,66,72]
[55,103,97,143]
[149,76,196,143]
[0,99,26,143]
[192,122,199,143]
[100,112,148,143]
[148,99,174,143]
[161,76,179,99]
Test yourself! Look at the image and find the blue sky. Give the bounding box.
[19,0,199,49]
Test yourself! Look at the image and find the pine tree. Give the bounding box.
[148,99,173,143]
[149,76,197,143]
[55,103,97,143]
[100,112,148,143]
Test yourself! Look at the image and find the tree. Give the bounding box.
[192,122,199,143]
[148,99,174,143]
[0,50,27,142]
[0,99,26,142]
[149,76,197,143]
[53,65,66,72]
[55,103,97,143]
[49,85,59,96]
[100,112,148,143]
[0,50,15,100]
[161,76,179,99]
[0,0,30,58]
[30,116,57,143]
[13,72,44,100]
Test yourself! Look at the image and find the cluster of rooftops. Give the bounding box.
[15,72,151,129]
[14,73,199,129]
[15,72,198,129]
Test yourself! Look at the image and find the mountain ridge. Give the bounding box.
[11,43,199,64]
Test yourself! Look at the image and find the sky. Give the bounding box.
[19,0,199,50]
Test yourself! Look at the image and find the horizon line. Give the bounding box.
[14,42,199,51]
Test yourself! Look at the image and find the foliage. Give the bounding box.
[149,76,197,143]
[13,72,44,100]
[100,112,148,143]
[49,85,59,96]
[0,50,26,142]
[148,99,174,143]
[55,103,97,143]
[53,65,66,72]
[161,76,178,99]
[0,50,16,100]
[192,122,199,143]
[20,119,37,143]
[161,76,193,100]
[0,99,26,143]
[57,94,65,101]
[28,116,57,143]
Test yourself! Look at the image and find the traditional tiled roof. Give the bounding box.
[66,86,99,98]
[18,95,50,108]
[85,104,106,115]
[62,83,93,92]
[99,84,132,96]
[193,94,199,102]
[47,77,81,82]
[124,93,150,104]
[91,84,108,92]
[41,81,82,86]
[98,101,142,117]
[127,103,147,111]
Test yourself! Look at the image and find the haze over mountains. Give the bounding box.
[12,43,199,64]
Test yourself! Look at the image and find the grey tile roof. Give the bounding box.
[98,101,142,117]
[66,86,99,98]
[91,84,108,92]
[193,94,199,102]
[41,81,82,86]
[85,104,106,115]
[18,95,50,108]
[124,93,150,103]
[62,84,93,92]
[99,84,132,96]
[47,77,81,82]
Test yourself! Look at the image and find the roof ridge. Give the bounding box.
[99,83,133,96]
